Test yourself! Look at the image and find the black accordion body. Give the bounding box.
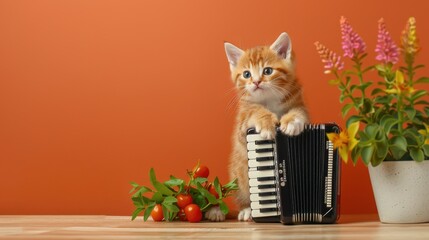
[246,123,341,224]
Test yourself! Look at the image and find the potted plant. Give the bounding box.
[314,16,429,223]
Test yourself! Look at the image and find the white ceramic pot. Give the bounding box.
[368,160,429,223]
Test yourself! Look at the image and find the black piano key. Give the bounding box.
[258,192,276,197]
[256,156,274,162]
[260,208,279,213]
[259,199,277,204]
[255,148,274,153]
[256,165,275,171]
[255,140,275,145]
[256,176,275,181]
[258,184,276,189]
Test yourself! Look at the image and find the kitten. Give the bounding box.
[206,33,309,222]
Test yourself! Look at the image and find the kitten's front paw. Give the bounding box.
[205,206,225,222]
[280,116,305,136]
[251,113,278,139]
[238,207,252,221]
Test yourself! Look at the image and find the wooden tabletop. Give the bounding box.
[0,215,428,239]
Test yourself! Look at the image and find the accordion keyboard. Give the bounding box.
[246,133,280,222]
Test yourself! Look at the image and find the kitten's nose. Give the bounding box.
[253,80,261,86]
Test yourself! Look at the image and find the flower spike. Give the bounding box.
[314,41,344,74]
[340,16,366,59]
[375,18,399,64]
[401,17,420,55]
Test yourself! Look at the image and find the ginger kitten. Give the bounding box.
[222,33,309,221]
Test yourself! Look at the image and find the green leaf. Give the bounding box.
[213,177,223,199]
[404,106,417,120]
[376,140,388,160]
[163,196,177,204]
[131,208,144,221]
[219,201,229,215]
[151,192,163,203]
[364,124,379,140]
[410,148,425,162]
[371,88,384,96]
[192,193,207,209]
[164,178,184,187]
[196,182,217,205]
[358,82,373,92]
[149,168,157,186]
[193,177,208,185]
[130,181,140,188]
[361,145,375,165]
[144,203,156,221]
[390,136,407,151]
[411,90,427,102]
[163,202,179,212]
[414,77,429,84]
[132,186,153,198]
[361,98,374,114]
[351,145,362,165]
[341,103,354,118]
[423,144,429,156]
[380,115,397,134]
[346,115,363,128]
[153,182,174,196]
[414,100,429,105]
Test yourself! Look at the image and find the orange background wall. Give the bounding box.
[1,0,429,216]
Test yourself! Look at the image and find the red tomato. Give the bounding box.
[208,184,220,199]
[194,165,209,178]
[184,204,203,223]
[178,208,187,221]
[176,194,193,209]
[151,204,164,222]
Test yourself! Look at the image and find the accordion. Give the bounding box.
[246,123,341,224]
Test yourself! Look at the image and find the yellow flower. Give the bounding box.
[327,121,359,163]
[384,70,415,95]
[418,123,429,145]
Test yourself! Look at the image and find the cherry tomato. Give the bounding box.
[178,208,187,221]
[151,204,164,222]
[184,204,203,223]
[176,194,193,209]
[194,165,209,178]
[208,184,220,199]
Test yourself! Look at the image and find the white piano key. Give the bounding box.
[250,193,277,202]
[246,134,270,142]
[251,209,279,218]
[249,186,276,194]
[248,170,275,179]
[246,142,274,151]
[247,151,274,160]
[248,159,275,168]
[251,202,278,210]
[249,178,275,187]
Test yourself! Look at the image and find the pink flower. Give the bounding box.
[375,18,399,64]
[314,41,344,74]
[340,16,366,58]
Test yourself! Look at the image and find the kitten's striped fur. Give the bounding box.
[226,33,309,221]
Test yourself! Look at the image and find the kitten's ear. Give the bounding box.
[224,42,244,69]
[270,32,292,61]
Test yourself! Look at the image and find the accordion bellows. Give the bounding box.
[246,123,341,224]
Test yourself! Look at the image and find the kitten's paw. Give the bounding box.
[237,207,252,221]
[205,206,226,222]
[280,117,305,136]
[251,113,278,139]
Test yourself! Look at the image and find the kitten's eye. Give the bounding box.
[263,67,273,75]
[242,70,252,79]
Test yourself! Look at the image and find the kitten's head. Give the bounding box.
[224,32,296,103]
